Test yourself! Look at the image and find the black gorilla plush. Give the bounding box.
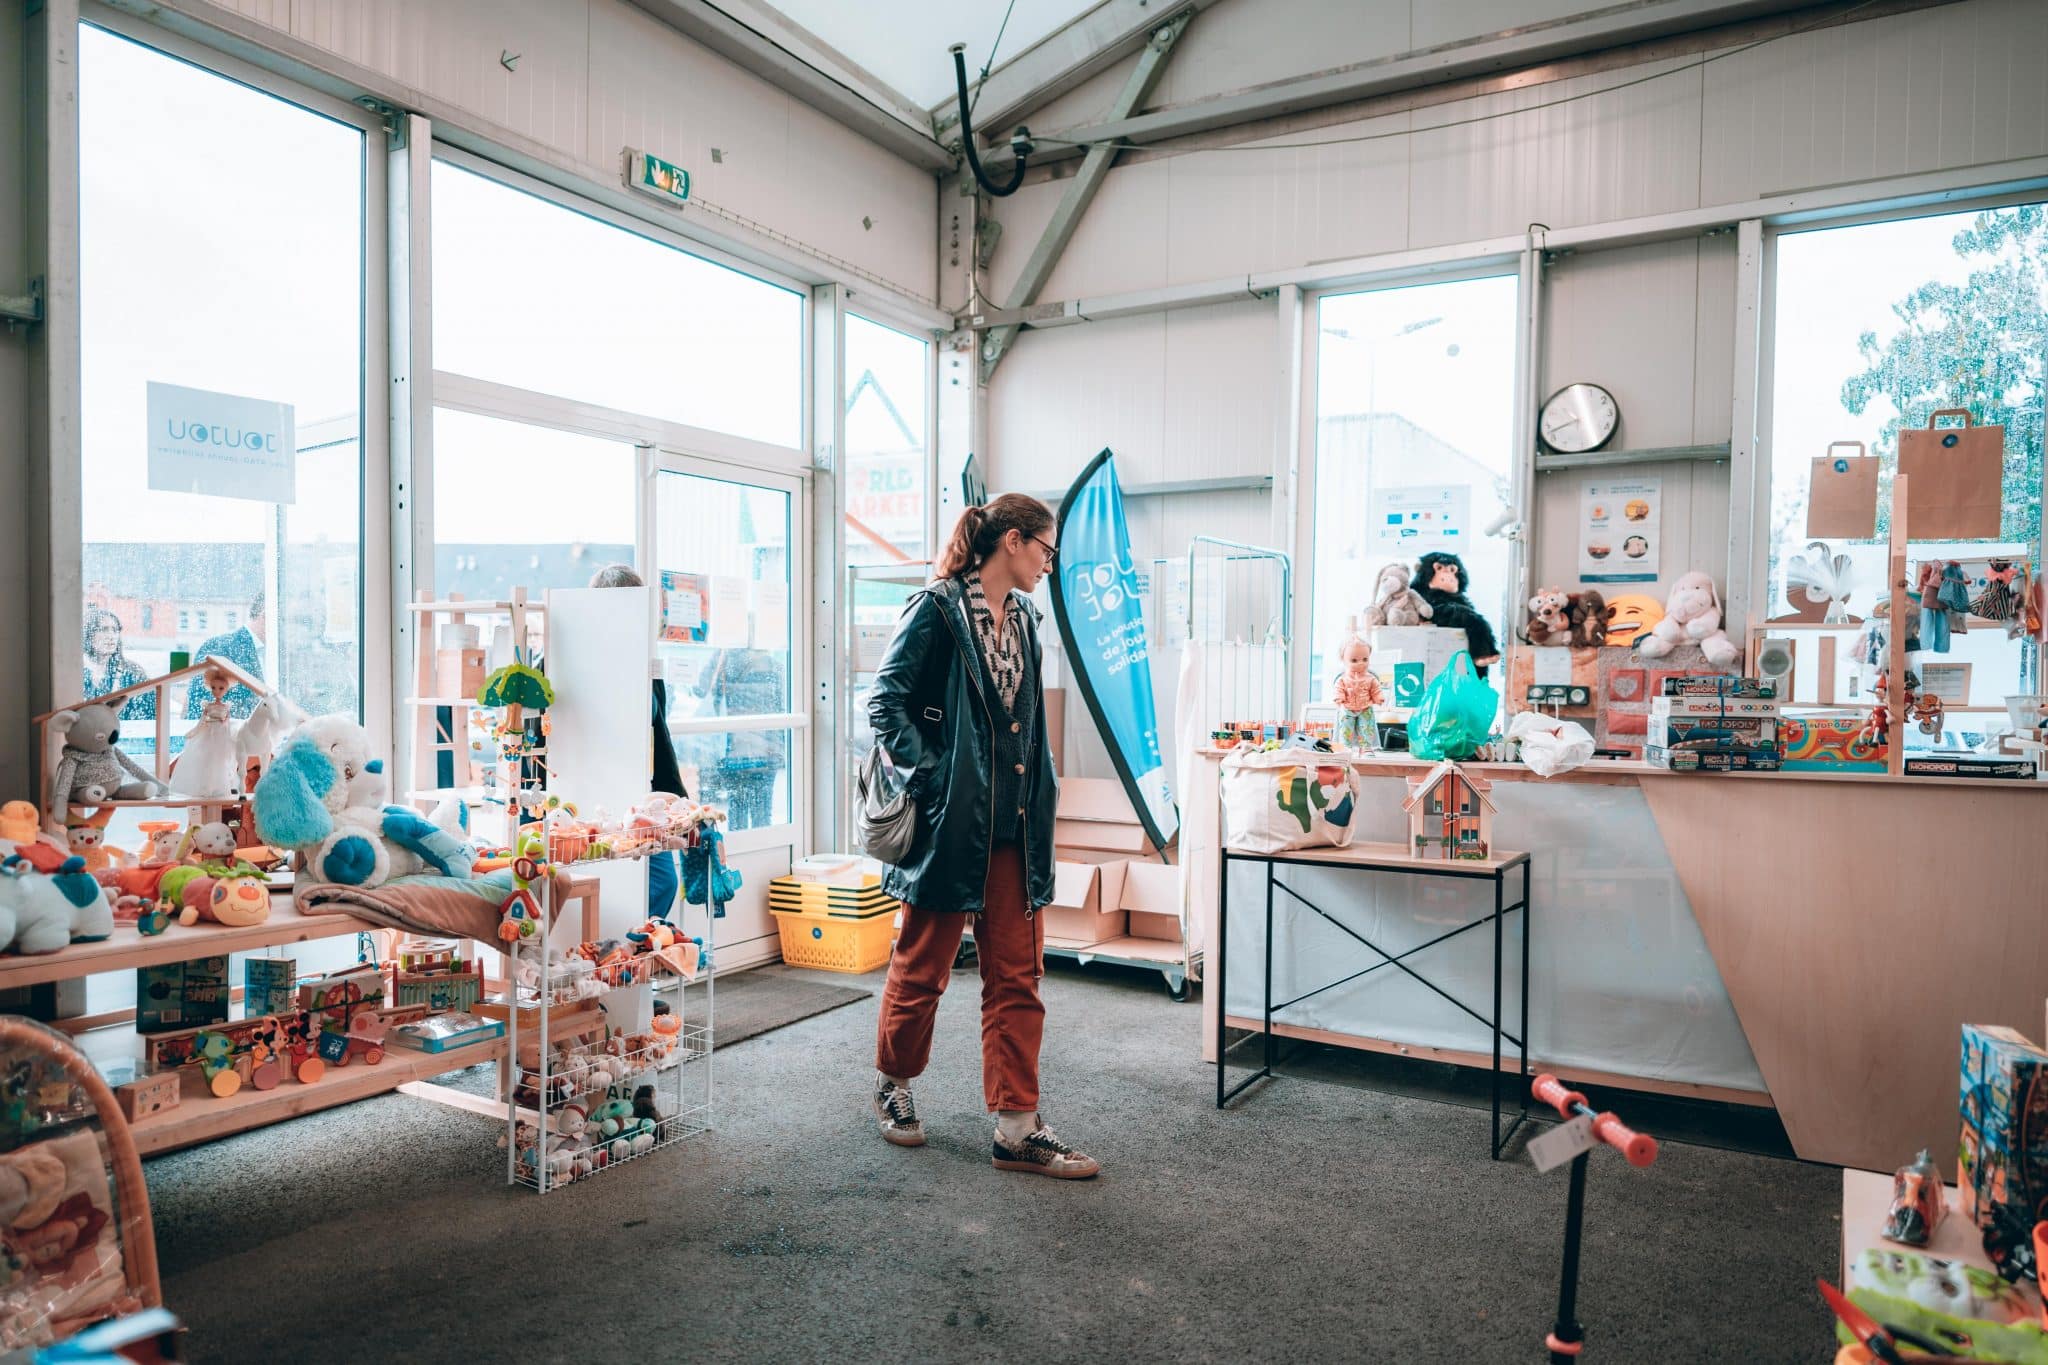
[1411,552,1500,674]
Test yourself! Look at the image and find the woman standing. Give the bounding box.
[83,608,154,720]
[866,495,1097,1179]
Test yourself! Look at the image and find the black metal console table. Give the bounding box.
[1214,840,1534,1159]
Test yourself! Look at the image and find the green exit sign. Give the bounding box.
[628,150,690,205]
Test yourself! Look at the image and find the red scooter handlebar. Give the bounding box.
[1532,1074,1658,1168]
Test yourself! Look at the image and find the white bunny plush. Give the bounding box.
[1636,571,1739,667]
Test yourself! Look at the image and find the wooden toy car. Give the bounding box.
[325,1016,389,1067]
[114,1071,181,1121]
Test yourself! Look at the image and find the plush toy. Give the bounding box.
[253,715,473,888]
[1524,587,1573,647]
[181,821,238,864]
[1568,589,1608,648]
[1636,571,1739,666]
[1411,553,1501,671]
[178,874,270,929]
[61,809,121,874]
[235,693,305,770]
[1364,562,1434,629]
[0,855,111,953]
[47,703,166,821]
[0,804,39,846]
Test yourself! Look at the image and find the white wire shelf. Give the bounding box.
[512,1108,712,1193]
[511,1028,712,1110]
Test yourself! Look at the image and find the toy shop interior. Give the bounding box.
[3,0,2048,1360]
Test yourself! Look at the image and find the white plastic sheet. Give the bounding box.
[1508,712,1595,777]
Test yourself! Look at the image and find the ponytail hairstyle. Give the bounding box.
[935,493,1055,580]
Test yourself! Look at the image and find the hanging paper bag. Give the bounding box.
[1409,651,1500,761]
[1219,743,1359,854]
[1805,441,1879,539]
[1898,409,2004,539]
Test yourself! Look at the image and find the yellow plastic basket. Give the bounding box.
[772,905,898,974]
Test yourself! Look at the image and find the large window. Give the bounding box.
[431,160,804,448]
[1768,205,2046,708]
[1309,276,1520,694]
[843,315,930,565]
[79,25,365,731]
[431,410,636,600]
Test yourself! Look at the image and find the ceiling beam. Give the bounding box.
[978,13,1190,383]
[627,0,955,173]
[980,0,1853,172]
[934,0,1228,140]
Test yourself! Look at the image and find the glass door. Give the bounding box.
[654,459,806,968]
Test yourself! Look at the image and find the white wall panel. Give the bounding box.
[295,0,590,159]
[1154,0,1410,106]
[988,297,1275,493]
[1699,0,2048,204]
[1411,0,1607,49]
[1406,60,1704,247]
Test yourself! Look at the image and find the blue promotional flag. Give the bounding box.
[1049,450,1179,851]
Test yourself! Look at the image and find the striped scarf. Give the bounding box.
[964,571,1026,713]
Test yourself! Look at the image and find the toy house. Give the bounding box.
[1403,760,1496,860]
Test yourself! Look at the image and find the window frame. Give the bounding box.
[69,6,392,754]
[841,308,939,570]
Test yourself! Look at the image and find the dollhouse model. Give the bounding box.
[1403,760,1495,860]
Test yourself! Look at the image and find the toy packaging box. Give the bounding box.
[1659,675,1778,699]
[1650,694,1782,718]
[1957,1024,2048,1252]
[136,955,230,1034]
[1646,710,1781,751]
[1645,746,1782,772]
[1781,716,1887,772]
[244,957,297,1017]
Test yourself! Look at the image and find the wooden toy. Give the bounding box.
[113,1072,180,1122]
[1403,759,1496,860]
[194,1031,242,1098]
[327,1016,389,1067]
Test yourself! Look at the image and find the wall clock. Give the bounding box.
[1539,382,1619,454]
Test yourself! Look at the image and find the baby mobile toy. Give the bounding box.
[1330,628,1384,753]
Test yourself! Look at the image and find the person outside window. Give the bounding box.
[588,564,691,920]
[83,607,155,720]
[865,494,1098,1179]
[693,648,785,831]
[184,591,266,718]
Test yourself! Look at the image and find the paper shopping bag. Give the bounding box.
[1805,440,1878,538]
[1898,409,2004,539]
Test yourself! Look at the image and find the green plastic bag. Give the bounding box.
[1409,651,1499,760]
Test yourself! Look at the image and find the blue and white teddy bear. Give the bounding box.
[254,715,474,888]
[0,855,114,953]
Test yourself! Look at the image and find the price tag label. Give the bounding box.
[1528,1114,1597,1172]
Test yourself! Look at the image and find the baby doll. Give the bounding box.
[1364,562,1434,629]
[1330,635,1384,752]
[1411,552,1501,673]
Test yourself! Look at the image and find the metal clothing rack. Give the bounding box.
[1214,842,1534,1160]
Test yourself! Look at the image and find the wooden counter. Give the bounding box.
[1193,749,2048,1172]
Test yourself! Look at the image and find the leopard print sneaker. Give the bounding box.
[874,1078,925,1147]
[991,1120,1100,1179]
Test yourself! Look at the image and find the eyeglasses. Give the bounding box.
[1027,535,1058,563]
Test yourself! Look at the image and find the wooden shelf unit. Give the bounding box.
[0,903,367,992]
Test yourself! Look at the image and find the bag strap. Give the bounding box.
[1824,440,1866,459]
[1446,650,1474,680]
[1926,408,1973,429]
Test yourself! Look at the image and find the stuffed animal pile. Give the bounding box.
[253,715,473,888]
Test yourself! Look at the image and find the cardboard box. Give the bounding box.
[136,955,230,1035]
[1038,861,1127,946]
[1118,861,1182,943]
[244,957,297,1017]
[1056,777,1140,825]
[435,647,486,700]
[1053,819,1153,855]
[1650,695,1783,718]
[1781,716,1886,772]
[115,1072,181,1123]
[1646,746,1782,772]
[1646,712,1780,750]
[1903,756,2037,780]
[1957,1025,2048,1248]
[1659,675,1778,699]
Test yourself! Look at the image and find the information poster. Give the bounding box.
[146,381,296,504]
[1579,479,1661,583]
[659,571,708,643]
[1369,484,1470,554]
[707,576,748,648]
[752,581,789,650]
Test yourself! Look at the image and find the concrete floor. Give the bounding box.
[147,957,1841,1363]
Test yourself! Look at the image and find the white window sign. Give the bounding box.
[146,380,296,504]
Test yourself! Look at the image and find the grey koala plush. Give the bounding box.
[49,703,167,816]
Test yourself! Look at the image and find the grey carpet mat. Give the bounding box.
[143,960,1838,1364]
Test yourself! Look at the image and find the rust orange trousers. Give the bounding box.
[874,843,1045,1113]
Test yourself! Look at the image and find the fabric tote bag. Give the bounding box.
[1898,409,2004,539]
[1220,743,1359,855]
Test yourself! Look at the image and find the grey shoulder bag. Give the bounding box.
[855,743,918,864]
